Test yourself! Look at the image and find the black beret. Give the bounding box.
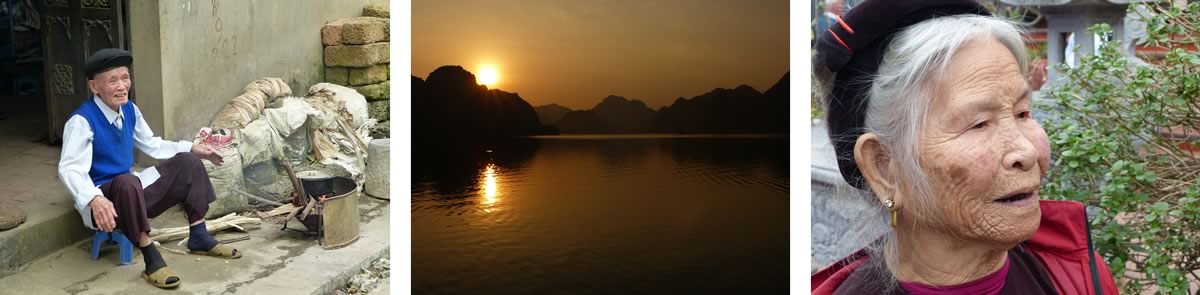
[84,48,133,80]
[814,0,989,190]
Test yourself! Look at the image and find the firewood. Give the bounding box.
[261,203,299,218]
[153,241,187,255]
[149,213,262,242]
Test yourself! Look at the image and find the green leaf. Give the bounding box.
[1152,202,1170,212]
[1033,5,1200,292]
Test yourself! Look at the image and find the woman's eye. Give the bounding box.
[970,121,987,130]
[1016,111,1031,119]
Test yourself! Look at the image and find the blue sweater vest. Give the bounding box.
[72,98,137,186]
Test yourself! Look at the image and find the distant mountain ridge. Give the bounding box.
[533,103,570,125]
[554,110,610,134]
[412,64,788,138]
[531,72,789,134]
[654,85,762,134]
[592,95,657,133]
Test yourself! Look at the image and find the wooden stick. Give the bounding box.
[221,236,251,244]
[282,206,303,230]
[281,159,307,207]
[336,118,369,152]
[299,196,318,221]
[232,188,285,207]
[153,241,187,255]
[260,203,299,218]
[149,213,262,242]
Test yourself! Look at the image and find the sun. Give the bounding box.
[478,65,500,86]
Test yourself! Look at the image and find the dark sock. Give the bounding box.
[186,223,219,251]
[140,244,167,275]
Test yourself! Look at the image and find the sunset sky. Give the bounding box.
[412,0,789,110]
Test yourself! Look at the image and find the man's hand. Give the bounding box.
[89,195,118,232]
[192,144,225,166]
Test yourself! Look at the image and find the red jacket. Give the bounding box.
[812,200,1120,295]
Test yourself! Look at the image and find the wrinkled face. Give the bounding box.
[88,66,132,112]
[915,36,1051,246]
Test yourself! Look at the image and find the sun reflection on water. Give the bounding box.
[481,163,501,205]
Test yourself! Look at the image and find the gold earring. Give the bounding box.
[884,198,897,228]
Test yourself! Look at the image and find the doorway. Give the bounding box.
[38,0,130,144]
[0,0,47,143]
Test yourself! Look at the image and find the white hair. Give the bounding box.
[821,14,1030,289]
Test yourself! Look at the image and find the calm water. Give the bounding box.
[412,135,790,294]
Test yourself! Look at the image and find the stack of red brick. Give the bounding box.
[322,4,390,138]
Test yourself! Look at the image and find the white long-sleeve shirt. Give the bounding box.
[58,96,193,229]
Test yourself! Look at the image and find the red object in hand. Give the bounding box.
[196,127,234,148]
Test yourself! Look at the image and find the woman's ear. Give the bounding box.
[855,133,899,205]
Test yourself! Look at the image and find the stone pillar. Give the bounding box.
[365,139,390,199]
[1042,4,1128,86]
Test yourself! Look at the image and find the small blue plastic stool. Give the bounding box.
[90,230,134,265]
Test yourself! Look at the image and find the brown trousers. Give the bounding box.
[96,152,216,238]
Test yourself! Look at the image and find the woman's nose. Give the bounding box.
[1002,126,1038,172]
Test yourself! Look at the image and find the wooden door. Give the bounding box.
[39,0,127,143]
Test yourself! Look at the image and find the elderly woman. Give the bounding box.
[811,1,1119,294]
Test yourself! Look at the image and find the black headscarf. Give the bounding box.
[814,0,990,189]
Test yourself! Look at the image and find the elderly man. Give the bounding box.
[57,48,241,289]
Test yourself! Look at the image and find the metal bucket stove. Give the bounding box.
[284,170,361,250]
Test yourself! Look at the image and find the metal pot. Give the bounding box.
[296,171,336,197]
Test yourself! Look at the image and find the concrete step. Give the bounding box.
[0,163,162,279]
[0,197,390,294]
[0,189,92,279]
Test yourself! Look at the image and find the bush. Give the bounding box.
[1041,3,1200,294]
